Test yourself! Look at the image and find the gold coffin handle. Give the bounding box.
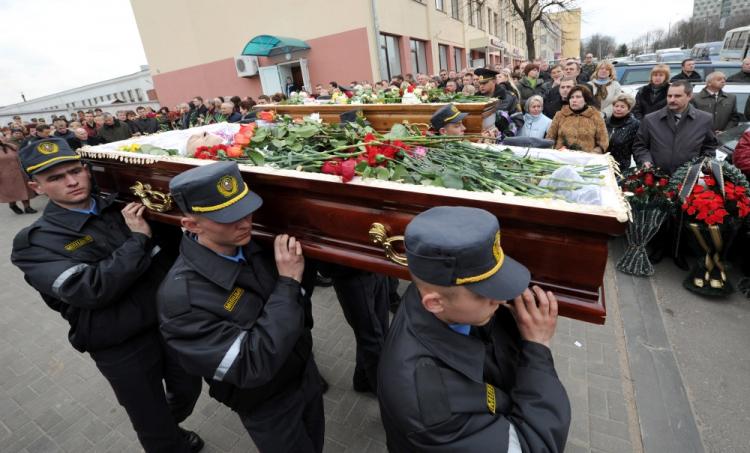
[130,181,173,213]
[369,223,408,266]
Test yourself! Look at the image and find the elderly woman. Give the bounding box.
[0,140,36,214]
[546,85,608,153]
[606,93,640,172]
[519,95,552,139]
[632,64,670,120]
[587,61,622,119]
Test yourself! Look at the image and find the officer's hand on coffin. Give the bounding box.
[507,285,558,348]
[121,202,152,238]
[274,234,304,283]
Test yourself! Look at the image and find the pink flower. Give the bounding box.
[412,146,427,158]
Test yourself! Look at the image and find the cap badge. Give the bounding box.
[217,175,239,198]
[36,141,59,155]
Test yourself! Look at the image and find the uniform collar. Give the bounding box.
[401,284,486,382]
[179,232,262,290]
[42,193,115,232]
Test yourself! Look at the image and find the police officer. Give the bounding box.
[475,68,519,113]
[157,161,324,453]
[11,138,203,453]
[378,206,571,452]
[430,104,468,136]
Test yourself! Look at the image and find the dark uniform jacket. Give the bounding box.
[157,236,313,413]
[632,105,717,174]
[543,89,565,119]
[691,88,740,132]
[378,284,571,452]
[11,194,171,353]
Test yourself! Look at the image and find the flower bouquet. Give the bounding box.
[616,167,673,276]
[667,157,750,296]
[207,113,609,200]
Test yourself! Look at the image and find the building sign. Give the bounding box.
[489,37,506,50]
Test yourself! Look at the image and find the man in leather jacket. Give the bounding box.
[11,138,203,453]
[378,206,571,452]
[157,161,324,453]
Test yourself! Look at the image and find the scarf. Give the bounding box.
[593,79,611,102]
[526,77,538,88]
[570,105,589,115]
[608,114,629,127]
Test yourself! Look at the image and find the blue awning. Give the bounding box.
[241,35,310,57]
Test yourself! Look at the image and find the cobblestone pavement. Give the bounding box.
[0,198,640,452]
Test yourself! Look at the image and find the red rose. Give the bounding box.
[407,85,415,93]
[635,186,645,195]
[341,159,356,182]
[643,173,654,187]
[321,158,342,176]
[658,178,668,187]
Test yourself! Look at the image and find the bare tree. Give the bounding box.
[582,34,617,59]
[507,0,580,60]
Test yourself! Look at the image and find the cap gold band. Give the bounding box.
[443,110,461,123]
[455,231,505,285]
[191,183,249,213]
[25,155,81,173]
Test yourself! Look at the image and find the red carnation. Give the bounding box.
[341,159,356,182]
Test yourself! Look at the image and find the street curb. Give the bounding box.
[612,240,705,453]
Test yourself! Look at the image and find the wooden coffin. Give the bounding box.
[80,146,628,325]
[254,102,498,134]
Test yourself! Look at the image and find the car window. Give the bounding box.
[711,65,741,77]
[621,68,654,85]
[734,93,749,113]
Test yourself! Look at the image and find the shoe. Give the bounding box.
[178,427,204,453]
[315,272,333,287]
[10,204,23,215]
[673,254,689,271]
[24,207,37,214]
[648,246,665,264]
[352,368,376,396]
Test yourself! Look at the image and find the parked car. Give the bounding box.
[615,61,742,95]
[657,50,691,62]
[691,41,723,62]
[716,121,750,162]
[634,53,656,62]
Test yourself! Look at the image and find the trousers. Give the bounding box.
[239,358,325,453]
[91,330,202,453]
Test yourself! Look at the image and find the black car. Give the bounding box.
[717,122,750,162]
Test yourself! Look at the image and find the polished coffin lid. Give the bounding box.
[80,127,628,324]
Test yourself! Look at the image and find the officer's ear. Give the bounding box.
[181,215,202,235]
[421,290,446,315]
[27,177,43,196]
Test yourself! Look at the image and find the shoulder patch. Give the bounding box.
[414,357,451,426]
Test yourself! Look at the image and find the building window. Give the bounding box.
[379,34,403,81]
[468,0,475,25]
[435,0,444,11]
[494,12,499,36]
[453,47,463,71]
[136,88,144,101]
[410,39,428,73]
[128,90,135,102]
[107,94,112,100]
[477,3,483,29]
[438,44,449,70]
[451,0,460,19]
